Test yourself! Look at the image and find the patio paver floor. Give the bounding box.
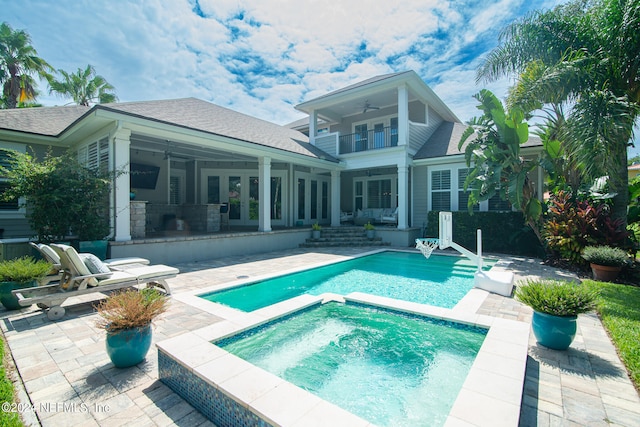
[1,247,638,426]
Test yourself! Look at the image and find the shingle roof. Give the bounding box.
[0,98,337,162]
[99,98,337,161]
[0,105,90,136]
[414,121,543,160]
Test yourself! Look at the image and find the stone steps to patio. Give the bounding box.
[300,226,390,248]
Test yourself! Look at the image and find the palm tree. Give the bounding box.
[48,64,117,106]
[0,22,52,108]
[477,0,640,226]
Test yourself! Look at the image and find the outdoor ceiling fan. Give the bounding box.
[361,100,380,113]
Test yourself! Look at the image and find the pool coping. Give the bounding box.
[158,291,530,427]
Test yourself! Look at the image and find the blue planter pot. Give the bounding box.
[106,324,152,368]
[532,311,577,350]
[0,281,35,310]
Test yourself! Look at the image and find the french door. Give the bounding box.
[201,169,286,226]
[295,173,330,225]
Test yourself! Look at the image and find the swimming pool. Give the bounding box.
[200,251,494,311]
[217,301,487,426]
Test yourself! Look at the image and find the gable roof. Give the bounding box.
[414,121,543,160]
[0,98,337,162]
[302,71,411,104]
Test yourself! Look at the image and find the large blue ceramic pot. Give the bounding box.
[106,324,152,368]
[532,311,577,350]
[0,281,35,310]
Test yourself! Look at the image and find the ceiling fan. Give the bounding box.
[361,100,380,113]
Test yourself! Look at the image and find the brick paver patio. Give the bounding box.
[1,247,638,426]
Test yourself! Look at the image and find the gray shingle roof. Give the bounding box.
[414,121,543,160]
[0,98,337,162]
[99,98,337,161]
[0,105,90,136]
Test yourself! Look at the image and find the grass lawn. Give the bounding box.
[0,336,23,426]
[585,279,640,390]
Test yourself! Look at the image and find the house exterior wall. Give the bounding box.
[412,165,429,229]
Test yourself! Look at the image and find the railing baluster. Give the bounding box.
[338,126,397,154]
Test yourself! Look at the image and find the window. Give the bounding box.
[321,182,328,219]
[170,176,181,205]
[457,168,479,211]
[207,176,220,204]
[488,194,511,211]
[310,180,318,220]
[78,138,109,172]
[354,124,368,151]
[355,181,364,211]
[390,117,398,146]
[367,179,392,208]
[431,170,451,211]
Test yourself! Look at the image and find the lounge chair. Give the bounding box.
[30,242,150,271]
[13,244,178,320]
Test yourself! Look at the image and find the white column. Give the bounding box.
[309,110,318,145]
[113,127,131,241]
[397,165,409,230]
[258,156,272,232]
[330,170,341,227]
[398,84,408,146]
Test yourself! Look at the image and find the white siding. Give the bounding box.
[314,133,338,157]
[412,165,428,229]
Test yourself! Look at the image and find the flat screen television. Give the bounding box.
[130,163,160,189]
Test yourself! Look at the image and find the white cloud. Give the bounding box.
[5,0,567,125]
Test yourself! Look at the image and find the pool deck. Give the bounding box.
[1,246,638,426]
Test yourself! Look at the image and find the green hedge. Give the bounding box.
[426,211,543,256]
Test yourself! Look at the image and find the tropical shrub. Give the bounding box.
[543,191,627,265]
[515,279,598,317]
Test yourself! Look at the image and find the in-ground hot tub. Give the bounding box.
[158,292,529,426]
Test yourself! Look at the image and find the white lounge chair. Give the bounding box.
[14,244,177,320]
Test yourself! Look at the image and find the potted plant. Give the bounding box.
[364,222,376,239]
[95,288,168,368]
[311,223,322,239]
[582,245,629,282]
[0,256,51,310]
[515,279,598,350]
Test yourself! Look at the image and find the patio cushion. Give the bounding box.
[123,265,179,280]
[51,244,98,287]
[80,253,112,279]
[38,244,61,265]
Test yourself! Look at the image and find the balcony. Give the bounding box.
[338,126,398,154]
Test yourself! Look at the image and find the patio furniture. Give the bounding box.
[13,244,177,320]
[31,242,150,271]
[340,211,353,223]
[380,207,398,225]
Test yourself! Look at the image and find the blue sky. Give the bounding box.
[5,0,639,157]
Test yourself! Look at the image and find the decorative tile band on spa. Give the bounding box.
[158,351,275,427]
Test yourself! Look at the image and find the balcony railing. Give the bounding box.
[338,126,398,154]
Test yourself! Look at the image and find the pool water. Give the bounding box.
[217,302,487,427]
[201,251,492,311]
